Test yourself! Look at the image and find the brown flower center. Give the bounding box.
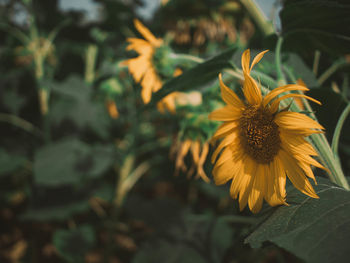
[239,105,280,164]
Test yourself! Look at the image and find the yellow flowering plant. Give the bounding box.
[209,50,325,213]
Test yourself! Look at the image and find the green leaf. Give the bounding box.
[150,47,237,104]
[133,240,206,263]
[131,203,234,263]
[1,89,26,114]
[0,148,26,176]
[284,53,319,88]
[308,88,349,140]
[34,137,115,186]
[245,177,350,263]
[21,185,91,221]
[49,76,110,138]
[53,225,95,263]
[280,0,350,55]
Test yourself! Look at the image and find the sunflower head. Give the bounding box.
[171,138,210,183]
[209,49,325,213]
[123,19,177,104]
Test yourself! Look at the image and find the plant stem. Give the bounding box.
[0,113,43,137]
[170,53,204,63]
[318,59,349,85]
[332,103,350,158]
[240,0,274,36]
[275,36,286,86]
[85,44,98,85]
[312,50,321,76]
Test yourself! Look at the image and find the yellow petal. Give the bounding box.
[229,159,245,198]
[126,38,153,54]
[268,157,288,205]
[175,140,191,175]
[126,56,149,82]
[198,142,209,167]
[243,72,262,105]
[248,165,265,213]
[238,158,256,211]
[219,73,244,108]
[270,93,321,113]
[274,111,324,131]
[211,131,238,163]
[280,132,318,156]
[241,50,263,105]
[250,50,269,71]
[262,84,309,107]
[241,49,251,74]
[265,161,286,206]
[213,148,244,185]
[141,68,155,104]
[280,138,324,170]
[215,147,233,167]
[279,149,319,199]
[152,72,163,92]
[134,19,162,47]
[209,105,242,121]
[211,122,239,141]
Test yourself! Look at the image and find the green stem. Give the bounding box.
[275,36,286,86]
[0,113,43,136]
[240,0,274,36]
[318,59,349,85]
[332,103,350,157]
[342,76,349,100]
[85,44,98,85]
[312,50,321,76]
[170,53,204,63]
[0,23,30,44]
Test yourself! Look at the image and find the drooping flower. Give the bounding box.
[209,49,325,213]
[106,99,119,119]
[157,91,202,114]
[122,19,163,104]
[171,139,210,183]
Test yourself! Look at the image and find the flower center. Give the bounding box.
[239,105,280,164]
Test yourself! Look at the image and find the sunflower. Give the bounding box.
[157,91,202,114]
[209,49,325,213]
[123,19,163,104]
[105,99,119,119]
[172,139,210,183]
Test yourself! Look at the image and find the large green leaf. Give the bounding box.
[0,148,26,176]
[49,76,110,138]
[245,177,350,263]
[280,0,350,55]
[21,185,91,221]
[53,225,95,263]
[34,137,115,186]
[133,213,233,263]
[308,88,349,141]
[284,53,319,88]
[150,47,237,104]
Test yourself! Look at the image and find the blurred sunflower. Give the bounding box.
[209,49,325,213]
[106,99,119,119]
[157,91,202,114]
[172,139,210,183]
[122,19,163,104]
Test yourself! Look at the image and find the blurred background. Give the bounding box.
[1,0,350,262]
